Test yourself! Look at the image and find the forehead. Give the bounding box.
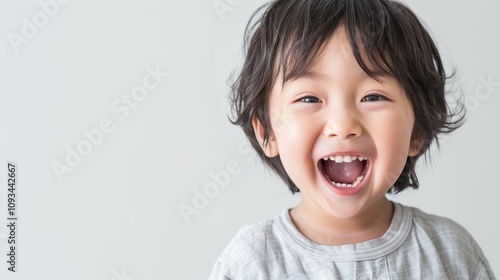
[303,29,365,79]
[273,29,400,91]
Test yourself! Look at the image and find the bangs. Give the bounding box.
[264,0,440,85]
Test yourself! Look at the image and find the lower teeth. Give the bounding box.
[331,175,364,188]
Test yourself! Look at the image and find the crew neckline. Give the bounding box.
[275,202,413,262]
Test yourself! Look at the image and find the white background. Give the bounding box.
[0,0,498,279]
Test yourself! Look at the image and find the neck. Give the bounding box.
[290,198,394,246]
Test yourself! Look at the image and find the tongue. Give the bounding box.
[324,160,364,184]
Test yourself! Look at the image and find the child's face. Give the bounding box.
[254,30,420,219]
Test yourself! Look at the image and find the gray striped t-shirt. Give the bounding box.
[209,202,495,279]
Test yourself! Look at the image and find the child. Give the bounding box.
[210,0,496,279]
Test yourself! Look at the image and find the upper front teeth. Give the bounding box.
[322,155,367,163]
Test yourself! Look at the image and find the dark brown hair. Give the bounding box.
[230,0,465,194]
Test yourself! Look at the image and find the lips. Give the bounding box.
[319,154,370,195]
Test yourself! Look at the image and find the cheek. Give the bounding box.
[272,116,320,185]
[379,126,412,165]
[271,107,317,150]
[383,120,413,149]
[370,111,414,182]
[375,108,414,150]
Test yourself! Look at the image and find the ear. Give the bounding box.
[408,134,423,157]
[252,116,279,158]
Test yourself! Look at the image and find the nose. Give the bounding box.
[322,108,363,139]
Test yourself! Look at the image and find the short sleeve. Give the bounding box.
[208,258,231,280]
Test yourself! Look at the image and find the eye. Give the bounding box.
[298,96,321,103]
[361,94,387,102]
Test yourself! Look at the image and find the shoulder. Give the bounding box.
[221,217,278,260]
[209,212,285,279]
[402,204,495,279]
[409,205,476,247]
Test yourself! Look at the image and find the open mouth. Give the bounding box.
[319,155,369,188]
